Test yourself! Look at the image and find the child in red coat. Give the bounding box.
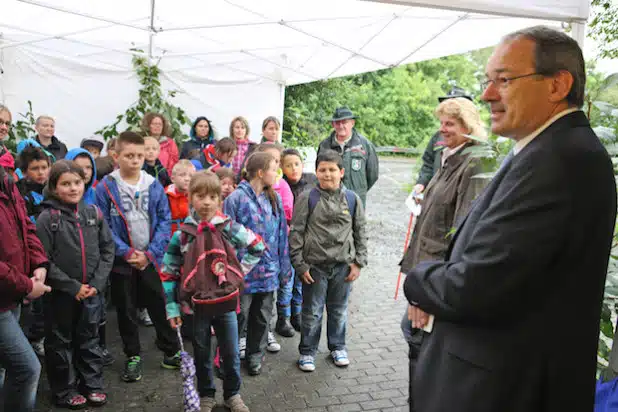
[166,160,197,235]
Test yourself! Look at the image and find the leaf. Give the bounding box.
[593,101,617,115]
[600,73,618,92]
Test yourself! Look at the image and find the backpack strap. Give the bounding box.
[307,187,321,218]
[86,204,102,226]
[343,189,356,219]
[50,209,61,232]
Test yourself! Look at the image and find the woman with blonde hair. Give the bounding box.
[141,112,179,172]
[229,116,256,177]
[399,97,488,410]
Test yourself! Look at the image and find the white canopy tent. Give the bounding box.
[0,0,589,147]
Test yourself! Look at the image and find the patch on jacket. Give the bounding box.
[351,158,362,171]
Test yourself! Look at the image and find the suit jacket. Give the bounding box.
[404,111,617,412]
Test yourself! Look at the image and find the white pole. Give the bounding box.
[571,21,586,49]
[279,82,286,143]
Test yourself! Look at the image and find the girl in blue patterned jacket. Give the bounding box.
[223,152,291,376]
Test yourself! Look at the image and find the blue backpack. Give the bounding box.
[307,187,357,219]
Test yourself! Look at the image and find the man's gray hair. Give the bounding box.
[503,25,585,108]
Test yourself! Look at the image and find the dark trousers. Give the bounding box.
[43,292,104,402]
[24,298,45,342]
[299,263,351,357]
[238,292,274,364]
[110,267,179,358]
[193,309,241,400]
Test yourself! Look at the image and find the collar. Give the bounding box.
[441,142,467,167]
[514,108,580,155]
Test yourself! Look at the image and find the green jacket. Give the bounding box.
[317,129,379,206]
[289,186,367,275]
[416,131,443,187]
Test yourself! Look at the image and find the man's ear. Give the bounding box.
[340,167,345,179]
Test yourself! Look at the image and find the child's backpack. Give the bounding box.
[49,205,102,232]
[307,187,357,219]
[179,221,245,315]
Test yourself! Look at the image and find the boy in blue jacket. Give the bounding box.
[66,148,97,205]
[95,131,180,383]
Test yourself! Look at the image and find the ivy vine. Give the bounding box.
[95,50,192,145]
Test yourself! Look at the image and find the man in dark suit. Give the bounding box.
[404,26,617,412]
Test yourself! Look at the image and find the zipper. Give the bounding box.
[75,210,87,283]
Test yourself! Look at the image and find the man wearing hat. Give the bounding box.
[316,107,379,206]
[413,86,473,195]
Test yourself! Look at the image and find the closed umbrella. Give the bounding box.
[176,327,200,412]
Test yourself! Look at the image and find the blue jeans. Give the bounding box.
[192,309,241,400]
[0,306,41,412]
[277,268,303,317]
[298,263,351,357]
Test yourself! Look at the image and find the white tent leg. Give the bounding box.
[149,0,156,59]
[571,21,585,49]
[279,83,286,142]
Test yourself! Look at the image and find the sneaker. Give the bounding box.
[86,392,108,407]
[138,308,153,326]
[224,394,250,412]
[100,346,114,366]
[121,356,142,382]
[331,350,350,367]
[291,313,302,332]
[161,351,181,369]
[201,396,217,412]
[31,338,45,357]
[275,317,295,337]
[298,355,316,372]
[239,337,246,360]
[266,332,281,353]
[247,360,262,376]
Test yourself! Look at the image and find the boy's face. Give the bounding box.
[218,150,237,165]
[220,177,235,199]
[36,118,55,139]
[113,143,145,175]
[144,138,160,163]
[191,190,221,221]
[172,167,195,193]
[73,156,93,184]
[282,154,303,184]
[26,159,50,185]
[85,146,101,159]
[316,161,344,191]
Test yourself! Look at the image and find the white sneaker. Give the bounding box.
[266,332,281,353]
[298,355,316,372]
[239,337,246,360]
[331,350,350,367]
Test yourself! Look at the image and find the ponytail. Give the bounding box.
[244,152,279,214]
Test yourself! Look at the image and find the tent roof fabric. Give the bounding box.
[1,0,586,86]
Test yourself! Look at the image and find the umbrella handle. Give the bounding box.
[176,325,185,352]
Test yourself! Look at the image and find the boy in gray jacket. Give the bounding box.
[289,149,367,372]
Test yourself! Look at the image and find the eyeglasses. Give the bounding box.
[0,121,10,128]
[481,72,545,90]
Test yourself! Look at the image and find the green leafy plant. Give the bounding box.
[5,100,37,153]
[95,51,192,145]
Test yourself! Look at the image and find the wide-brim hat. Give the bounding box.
[330,107,357,122]
[438,86,473,102]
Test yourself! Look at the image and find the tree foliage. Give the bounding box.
[95,51,191,145]
[283,49,493,149]
[590,0,618,60]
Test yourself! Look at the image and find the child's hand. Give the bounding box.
[345,263,361,282]
[300,271,314,284]
[169,317,182,329]
[75,285,91,301]
[134,252,149,270]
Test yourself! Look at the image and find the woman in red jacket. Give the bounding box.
[0,105,51,412]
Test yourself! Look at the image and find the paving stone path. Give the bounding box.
[35,157,415,412]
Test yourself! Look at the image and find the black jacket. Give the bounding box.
[36,136,68,161]
[36,198,115,297]
[404,111,617,412]
[416,131,443,187]
[284,172,318,204]
[16,179,45,222]
[143,159,172,188]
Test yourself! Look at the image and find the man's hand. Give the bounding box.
[27,279,51,300]
[84,286,97,298]
[300,271,314,284]
[75,284,91,301]
[32,267,47,283]
[408,305,429,329]
[413,184,425,195]
[169,317,182,329]
[345,263,361,282]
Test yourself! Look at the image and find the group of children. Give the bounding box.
[11,113,367,412]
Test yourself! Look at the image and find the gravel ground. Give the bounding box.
[34,157,418,412]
